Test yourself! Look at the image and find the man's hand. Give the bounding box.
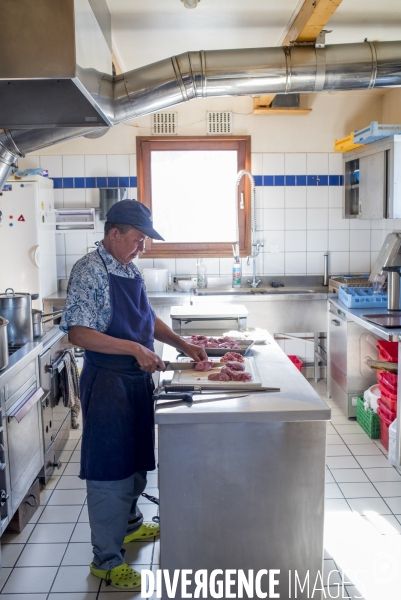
[180,340,208,363]
[131,344,165,373]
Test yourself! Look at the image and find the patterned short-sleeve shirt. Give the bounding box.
[60,241,154,333]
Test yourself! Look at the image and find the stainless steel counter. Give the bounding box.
[155,337,330,599]
[329,297,401,341]
[156,334,330,424]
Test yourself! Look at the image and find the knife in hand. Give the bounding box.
[162,361,225,371]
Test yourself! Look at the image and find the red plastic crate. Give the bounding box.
[377,397,396,422]
[287,355,303,371]
[378,382,398,413]
[377,340,398,363]
[377,370,398,392]
[377,407,394,451]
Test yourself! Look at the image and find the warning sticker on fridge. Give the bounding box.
[2,185,12,191]
[17,214,25,222]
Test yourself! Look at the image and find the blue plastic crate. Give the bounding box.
[353,121,401,145]
[338,286,388,308]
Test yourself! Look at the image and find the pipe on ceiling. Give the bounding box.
[1,40,401,188]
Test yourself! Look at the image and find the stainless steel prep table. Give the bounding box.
[155,336,330,600]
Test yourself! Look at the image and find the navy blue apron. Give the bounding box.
[79,250,156,481]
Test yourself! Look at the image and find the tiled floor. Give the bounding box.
[0,381,400,599]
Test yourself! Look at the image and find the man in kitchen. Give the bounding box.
[60,199,207,590]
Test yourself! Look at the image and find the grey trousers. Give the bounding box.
[86,471,147,570]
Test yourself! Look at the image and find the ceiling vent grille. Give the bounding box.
[206,111,232,134]
[152,112,177,135]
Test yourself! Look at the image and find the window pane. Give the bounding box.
[151,150,238,243]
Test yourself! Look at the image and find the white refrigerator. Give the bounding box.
[0,175,57,309]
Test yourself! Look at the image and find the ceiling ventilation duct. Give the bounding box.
[1,0,401,188]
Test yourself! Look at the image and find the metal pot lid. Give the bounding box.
[0,288,32,300]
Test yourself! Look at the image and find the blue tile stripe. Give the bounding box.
[257,174,343,187]
[51,174,342,189]
[52,176,137,189]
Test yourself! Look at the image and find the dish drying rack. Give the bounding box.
[338,286,388,309]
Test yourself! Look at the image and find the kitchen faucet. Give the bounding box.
[235,169,264,288]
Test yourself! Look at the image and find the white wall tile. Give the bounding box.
[350,252,371,273]
[134,258,154,271]
[307,186,328,208]
[175,258,198,275]
[66,255,82,276]
[63,189,86,208]
[263,186,285,209]
[285,252,306,274]
[371,230,383,252]
[39,156,62,177]
[87,232,103,248]
[154,258,176,273]
[329,208,349,230]
[328,187,342,208]
[329,230,350,252]
[65,233,89,256]
[255,208,264,231]
[285,187,306,208]
[17,155,41,170]
[350,230,371,252]
[263,153,284,175]
[62,156,85,178]
[85,188,100,208]
[95,212,105,233]
[53,189,64,209]
[202,258,220,275]
[56,255,66,278]
[219,258,234,276]
[285,230,306,252]
[127,187,138,200]
[307,252,325,274]
[329,153,343,174]
[55,233,65,256]
[263,230,285,252]
[129,155,137,177]
[263,208,285,230]
[251,153,263,173]
[307,230,328,252]
[371,251,379,267]
[307,208,328,230]
[263,253,284,275]
[350,218,371,230]
[307,153,328,174]
[107,155,130,177]
[255,187,263,209]
[329,252,350,275]
[84,155,107,177]
[285,208,306,230]
[285,153,306,174]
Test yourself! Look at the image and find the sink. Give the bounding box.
[194,288,317,296]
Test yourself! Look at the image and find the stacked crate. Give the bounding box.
[376,341,398,450]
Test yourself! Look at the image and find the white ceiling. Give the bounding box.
[106,0,401,71]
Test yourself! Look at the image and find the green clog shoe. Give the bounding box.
[124,521,160,543]
[90,562,141,589]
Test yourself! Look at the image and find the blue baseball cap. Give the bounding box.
[106,199,164,240]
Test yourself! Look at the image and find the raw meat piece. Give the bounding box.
[221,367,252,381]
[185,335,241,350]
[220,352,244,363]
[231,371,252,382]
[193,361,214,372]
[208,371,231,381]
[225,361,245,371]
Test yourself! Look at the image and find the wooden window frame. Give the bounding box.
[136,135,251,258]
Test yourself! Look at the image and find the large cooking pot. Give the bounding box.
[0,316,9,371]
[0,289,34,344]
